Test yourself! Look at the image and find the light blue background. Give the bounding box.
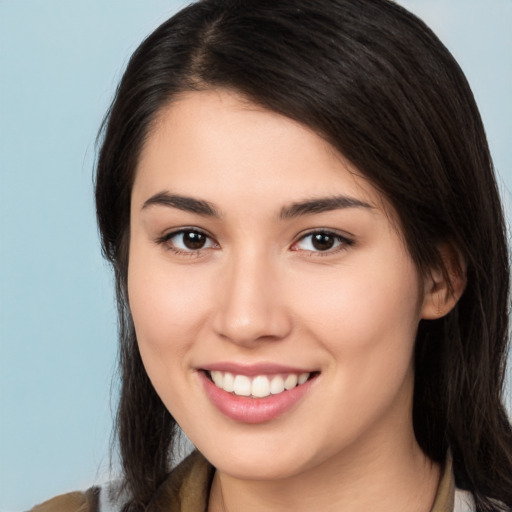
[1,1,511,510]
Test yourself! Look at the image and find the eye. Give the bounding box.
[292,231,353,253]
[158,229,217,253]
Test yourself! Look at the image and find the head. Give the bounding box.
[95,0,511,507]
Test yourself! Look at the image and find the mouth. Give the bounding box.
[203,369,319,398]
[199,365,320,423]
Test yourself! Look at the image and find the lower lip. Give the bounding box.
[199,371,317,424]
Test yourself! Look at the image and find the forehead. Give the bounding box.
[134,89,392,218]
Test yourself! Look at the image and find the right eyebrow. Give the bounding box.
[279,195,373,220]
[141,191,221,217]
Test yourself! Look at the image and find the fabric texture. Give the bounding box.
[30,450,474,512]
[29,487,101,512]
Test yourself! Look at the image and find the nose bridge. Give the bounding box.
[213,244,291,345]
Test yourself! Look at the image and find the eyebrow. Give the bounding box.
[141,191,372,219]
[279,196,373,219]
[142,192,221,217]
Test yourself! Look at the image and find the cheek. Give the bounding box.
[127,245,214,379]
[293,259,421,339]
[287,258,422,446]
[289,254,423,393]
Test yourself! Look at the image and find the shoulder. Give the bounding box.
[29,487,101,512]
[29,481,129,512]
[29,452,212,512]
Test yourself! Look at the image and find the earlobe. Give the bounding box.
[421,243,467,320]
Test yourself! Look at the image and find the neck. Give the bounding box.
[208,426,441,512]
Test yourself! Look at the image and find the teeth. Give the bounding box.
[251,375,271,398]
[270,376,285,394]
[298,372,309,385]
[284,374,298,390]
[211,370,223,387]
[223,372,235,392]
[233,375,251,396]
[209,371,311,397]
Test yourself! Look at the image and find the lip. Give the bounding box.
[198,367,318,424]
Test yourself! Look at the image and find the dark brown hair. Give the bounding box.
[95,1,512,510]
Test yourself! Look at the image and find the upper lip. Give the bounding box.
[199,362,318,377]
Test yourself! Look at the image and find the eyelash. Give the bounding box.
[155,229,354,257]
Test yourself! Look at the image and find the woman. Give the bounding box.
[33,0,512,511]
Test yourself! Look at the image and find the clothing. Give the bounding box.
[30,451,475,512]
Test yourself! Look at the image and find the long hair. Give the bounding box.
[95,1,512,510]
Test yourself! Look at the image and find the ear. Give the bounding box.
[421,243,467,320]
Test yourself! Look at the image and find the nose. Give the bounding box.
[212,250,293,346]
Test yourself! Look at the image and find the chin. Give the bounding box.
[190,426,328,481]
[210,451,310,481]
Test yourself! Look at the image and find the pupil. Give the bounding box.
[312,233,334,251]
[184,232,206,250]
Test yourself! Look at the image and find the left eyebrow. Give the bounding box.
[279,196,373,220]
[141,191,221,217]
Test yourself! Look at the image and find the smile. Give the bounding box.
[208,371,311,398]
[200,367,319,423]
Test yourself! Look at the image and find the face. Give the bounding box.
[128,89,434,481]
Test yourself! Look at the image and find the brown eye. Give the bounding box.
[311,233,335,251]
[293,231,353,254]
[182,231,207,250]
[161,229,216,252]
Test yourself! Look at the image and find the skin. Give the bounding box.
[128,89,462,512]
